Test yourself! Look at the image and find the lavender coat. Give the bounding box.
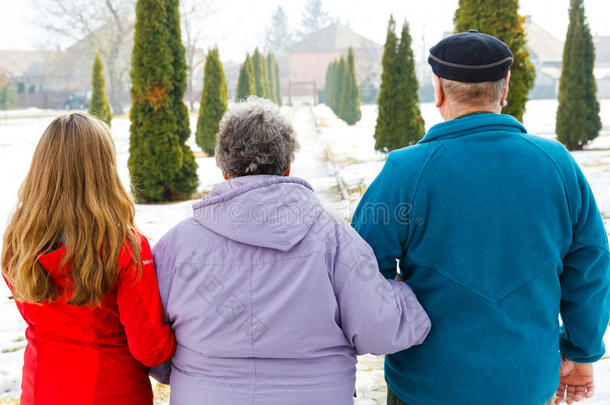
[150,175,430,405]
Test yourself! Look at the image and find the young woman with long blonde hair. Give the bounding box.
[1,113,176,405]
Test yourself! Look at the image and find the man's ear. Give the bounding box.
[433,75,444,108]
[500,72,511,107]
[283,167,291,177]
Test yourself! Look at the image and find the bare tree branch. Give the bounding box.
[180,0,221,111]
[33,0,135,114]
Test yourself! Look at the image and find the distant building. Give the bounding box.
[525,16,610,100]
[288,23,383,103]
[0,49,75,108]
[524,16,563,99]
[0,50,58,82]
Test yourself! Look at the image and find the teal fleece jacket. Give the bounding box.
[352,113,610,405]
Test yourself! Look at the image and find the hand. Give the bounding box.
[394,274,405,282]
[555,357,595,404]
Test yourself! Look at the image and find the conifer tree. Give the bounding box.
[298,0,331,39]
[395,22,425,146]
[88,51,113,127]
[271,53,282,106]
[275,56,282,105]
[129,0,182,202]
[327,60,337,107]
[374,16,399,151]
[331,56,345,115]
[165,0,198,199]
[236,54,256,101]
[196,48,228,155]
[556,0,601,150]
[454,0,535,121]
[267,52,279,104]
[330,61,337,106]
[0,80,17,110]
[266,53,277,104]
[339,47,361,125]
[324,60,335,105]
[265,6,293,54]
[252,48,271,99]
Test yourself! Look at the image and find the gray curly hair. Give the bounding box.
[215,96,299,177]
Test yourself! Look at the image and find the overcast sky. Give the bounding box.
[1,0,609,63]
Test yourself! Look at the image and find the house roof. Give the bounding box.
[524,17,564,63]
[290,23,381,53]
[524,17,610,67]
[0,50,56,76]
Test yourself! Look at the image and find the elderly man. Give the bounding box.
[352,31,610,405]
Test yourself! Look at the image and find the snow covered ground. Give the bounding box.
[0,100,609,403]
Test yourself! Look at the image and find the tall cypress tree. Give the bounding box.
[267,52,277,104]
[196,48,228,155]
[324,60,334,105]
[395,21,425,147]
[454,0,535,122]
[236,54,256,101]
[0,80,17,110]
[339,47,361,125]
[252,48,271,99]
[165,0,198,199]
[275,55,282,105]
[88,51,113,127]
[556,0,601,150]
[331,56,346,115]
[374,16,399,151]
[265,6,293,54]
[129,0,183,202]
[267,52,282,105]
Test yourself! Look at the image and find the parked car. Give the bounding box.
[63,92,90,110]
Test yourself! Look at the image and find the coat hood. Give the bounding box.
[37,246,70,279]
[192,175,324,251]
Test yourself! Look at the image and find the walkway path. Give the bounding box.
[283,105,342,206]
[288,106,388,404]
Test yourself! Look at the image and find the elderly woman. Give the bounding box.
[150,97,430,405]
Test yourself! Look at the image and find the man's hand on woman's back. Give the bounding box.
[555,357,595,404]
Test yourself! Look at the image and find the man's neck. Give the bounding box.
[454,110,495,120]
[443,104,501,121]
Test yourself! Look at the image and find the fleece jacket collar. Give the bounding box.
[419,113,527,144]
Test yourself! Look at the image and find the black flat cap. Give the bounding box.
[428,30,513,83]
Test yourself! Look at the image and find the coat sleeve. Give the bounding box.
[559,165,610,363]
[334,232,431,355]
[351,152,409,279]
[149,230,178,384]
[117,234,176,368]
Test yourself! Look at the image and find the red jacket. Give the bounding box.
[4,234,176,405]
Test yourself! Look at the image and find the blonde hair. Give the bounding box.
[1,113,140,306]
